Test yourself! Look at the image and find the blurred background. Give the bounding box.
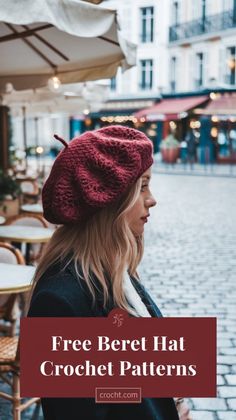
[0,1,236,420]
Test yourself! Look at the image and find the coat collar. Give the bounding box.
[66,261,162,318]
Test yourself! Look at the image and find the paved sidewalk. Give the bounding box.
[139,171,236,420]
[153,155,236,178]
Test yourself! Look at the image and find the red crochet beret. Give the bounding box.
[42,125,153,224]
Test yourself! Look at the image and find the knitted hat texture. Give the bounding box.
[42,125,153,224]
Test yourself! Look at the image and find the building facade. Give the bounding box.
[82,0,236,163]
[106,0,236,95]
[168,0,236,93]
[167,0,236,163]
[106,0,169,96]
[87,0,171,153]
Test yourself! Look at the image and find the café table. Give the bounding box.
[0,263,36,319]
[20,203,43,215]
[16,174,37,181]
[0,263,35,294]
[0,225,54,264]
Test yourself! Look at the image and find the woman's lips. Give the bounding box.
[141,216,149,223]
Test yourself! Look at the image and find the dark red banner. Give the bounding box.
[20,309,216,398]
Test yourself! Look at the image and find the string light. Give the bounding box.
[190,120,201,129]
[36,146,44,154]
[169,121,177,130]
[211,127,218,137]
[100,115,140,123]
[48,75,61,92]
[227,57,236,71]
[210,92,217,100]
[5,83,14,93]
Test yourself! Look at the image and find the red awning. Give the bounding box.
[197,93,236,116]
[134,96,209,121]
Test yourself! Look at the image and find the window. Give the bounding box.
[140,7,154,43]
[201,0,206,30]
[226,46,236,85]
[191,0,209,20]
[110,76,116,91]
[191,0,200,19]
[201,0,206,18]
[172,1,179,25]
[170,57,177,92]
[222,0,234,11]
[195,53,204,88]
[139,59,153,90]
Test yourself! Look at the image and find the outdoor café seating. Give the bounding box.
[18,179,40,205]
[0,243,25,337]
[0,336,40,420]
[20,203,43,216]
[0,216,6,225]
[0,243,39,418]
[5,214,49,264]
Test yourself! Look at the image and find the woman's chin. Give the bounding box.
[132,226,144,236]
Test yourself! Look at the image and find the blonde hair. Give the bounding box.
[31,177,143,314]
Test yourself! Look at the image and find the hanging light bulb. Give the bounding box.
[48,75,61,92]
[5,83,14,94]
[227,57,236,71]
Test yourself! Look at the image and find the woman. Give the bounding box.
[28,125,191,420]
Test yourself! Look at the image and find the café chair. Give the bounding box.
[5,214,49,264]
[0,243,25,336]
[0,336,40,419]
[19,180,40,204]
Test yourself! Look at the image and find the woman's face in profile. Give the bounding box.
[126,167,156,235]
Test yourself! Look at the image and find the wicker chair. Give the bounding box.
[5,215,49,264]
[0,243,25,336]
[0,336,40,419]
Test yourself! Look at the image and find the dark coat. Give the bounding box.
[28,260,179,420]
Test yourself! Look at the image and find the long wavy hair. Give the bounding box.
[30,177,144,314]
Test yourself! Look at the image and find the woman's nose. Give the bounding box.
[145,195,157,208]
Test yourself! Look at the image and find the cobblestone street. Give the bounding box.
[1,170,235,419]
[139,170,236,420]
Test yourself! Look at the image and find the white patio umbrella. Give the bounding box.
[2,82,109,113]
[0,0,136,170]
[82,0,104,4]
[7,90,107,117]
[3,82,109,167]
[0,0,136,92]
